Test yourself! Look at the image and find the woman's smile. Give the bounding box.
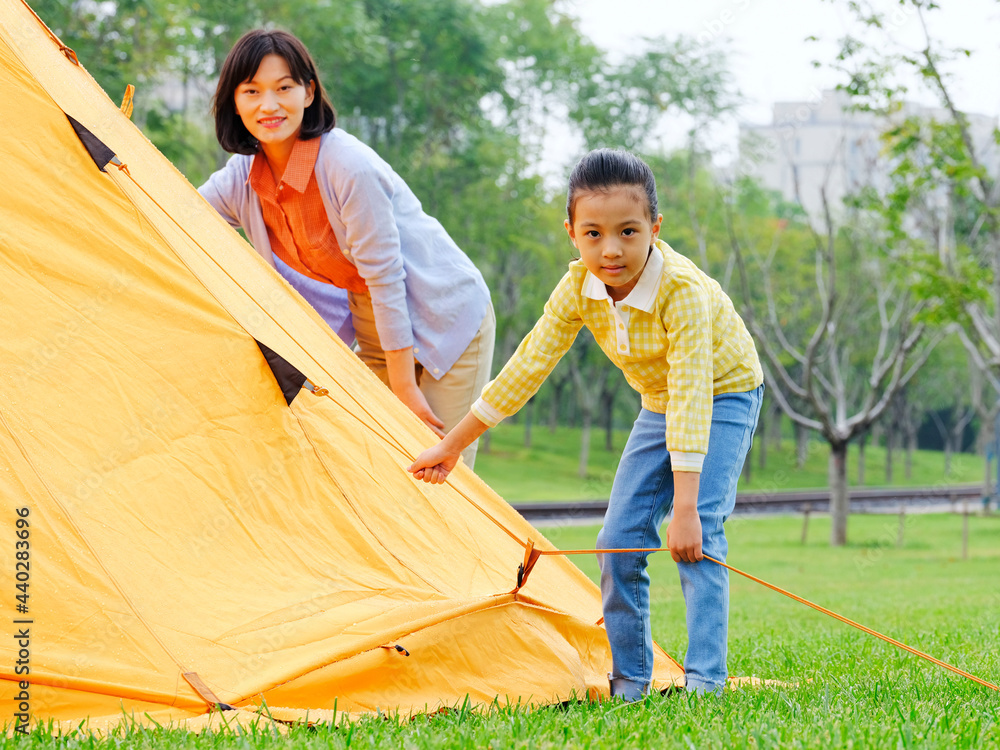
[234,54,315,152]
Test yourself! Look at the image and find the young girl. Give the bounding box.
[199,30,494,467]
[409,149,764,698]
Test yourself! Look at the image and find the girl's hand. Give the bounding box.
[666,511,703,563]
[395,385,446,438]
[407,412,490,484]
[408,443,461,484]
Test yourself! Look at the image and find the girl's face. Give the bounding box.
[565,187,662,302]
[234,54,315,151]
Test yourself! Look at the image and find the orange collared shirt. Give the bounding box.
[249,137,367,293]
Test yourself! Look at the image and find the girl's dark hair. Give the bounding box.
[212,29,336,155]
[566,148,658,224]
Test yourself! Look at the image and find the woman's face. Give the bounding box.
[234,54,315,150]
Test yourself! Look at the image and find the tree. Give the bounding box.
[570,36,735,154]
[910,337,977,476]
[958,325,1000,493]
[32,0,187,108]
[599,367,630,452]
[826,0,1000,416]
[886,387,919,482]
[729,178,941,546]
[565,332,610,479]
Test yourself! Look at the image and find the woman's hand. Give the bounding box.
[394,384,446,437]
[384,347,446,437]
[408,443,462,484]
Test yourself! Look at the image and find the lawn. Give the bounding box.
[474,422,989,501]
[13,513,1000,748]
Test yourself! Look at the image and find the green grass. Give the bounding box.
[12,514,1000,748]
[475,422,988,501]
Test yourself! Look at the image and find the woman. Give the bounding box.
[199,29,494,467]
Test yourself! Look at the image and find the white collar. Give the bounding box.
[582,244,663,312]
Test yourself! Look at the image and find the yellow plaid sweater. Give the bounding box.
[473,240,762,471]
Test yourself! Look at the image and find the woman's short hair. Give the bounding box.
[566,148,658,224]
[212,29,336,155]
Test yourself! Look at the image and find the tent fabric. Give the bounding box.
[0,0,684,729]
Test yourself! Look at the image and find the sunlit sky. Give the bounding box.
[551,0,1000,167]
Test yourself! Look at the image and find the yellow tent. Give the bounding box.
[0,0,684,731]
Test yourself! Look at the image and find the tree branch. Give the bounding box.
[955,324,1000,395]
[759,361,825,433]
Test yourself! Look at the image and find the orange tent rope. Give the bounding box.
[537,546,1000,692]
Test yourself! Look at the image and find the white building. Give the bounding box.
[739,89,1000,220]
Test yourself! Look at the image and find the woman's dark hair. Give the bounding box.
[566,148,658,224]
[212,29,336,155]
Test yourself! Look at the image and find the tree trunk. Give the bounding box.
[943,437,953,477]
[796,423,809,469]
[602,388,615,452]
[568,353,606,480]
[885,428,894,484]
[769,403,782,449]
[980,406,998,495]
[987,454,994,497]
[578,410,592,479]
[949,410,974,477]
[757,404,768,470]
[857,434,866,486]
[549,380,565,433]
[830,442,850,546]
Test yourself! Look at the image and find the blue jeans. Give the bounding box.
[597,386,763,698]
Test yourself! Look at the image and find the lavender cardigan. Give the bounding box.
[199,128,490,379]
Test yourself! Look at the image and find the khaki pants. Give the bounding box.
[349,292,495,470]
